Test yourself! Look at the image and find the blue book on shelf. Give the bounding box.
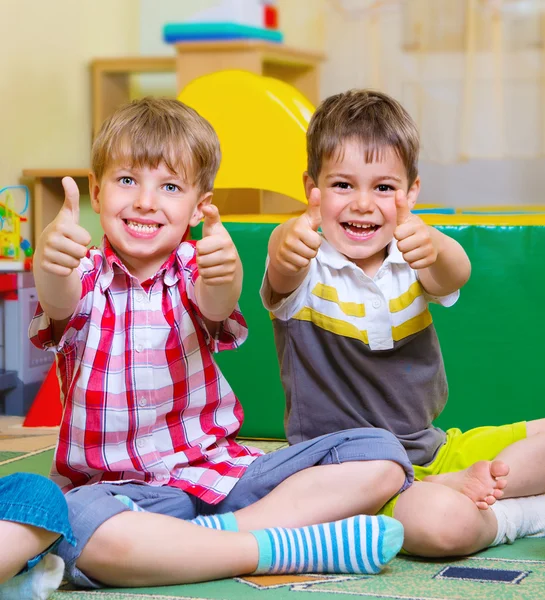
[164,22,283,44]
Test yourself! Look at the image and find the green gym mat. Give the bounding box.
[1,445,543,600]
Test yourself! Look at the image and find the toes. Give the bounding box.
[476,500,491,510]
[495,478,508,490]
[484,494,497,506]
[490,460,510,479]
[491,488,504,500]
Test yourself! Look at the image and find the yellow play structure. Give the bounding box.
[178,70,314,205]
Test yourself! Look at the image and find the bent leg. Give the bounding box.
[0,521,59,583]
[393,481,498,557]
[0,473,74,582]
[495,420,545,497]
[217,428,412,530]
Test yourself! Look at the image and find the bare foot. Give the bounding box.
[424,460,509,510]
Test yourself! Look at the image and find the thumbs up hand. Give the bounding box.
[393,189,437,269]
[37,177,92,277]
[273,187,322,276]
[196,204,239,286]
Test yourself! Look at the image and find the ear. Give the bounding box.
[189,191,213,227]
[303,172,317,201]
[89,172,101,215]
[406,176,421,210]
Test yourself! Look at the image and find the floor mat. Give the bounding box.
[1,420,544,600]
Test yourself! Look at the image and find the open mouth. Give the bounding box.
[123,219,163,234]
[342,222,379,238]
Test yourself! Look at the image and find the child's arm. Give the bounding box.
[33,177,91,338]
[195,205,242,331]
[266,188,322,299]
[394,191,471,296]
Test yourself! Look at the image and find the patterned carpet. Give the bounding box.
[1,418,544,600]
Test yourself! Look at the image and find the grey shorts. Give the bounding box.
[59,428,412,588]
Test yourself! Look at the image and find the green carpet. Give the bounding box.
[2,446,544,599]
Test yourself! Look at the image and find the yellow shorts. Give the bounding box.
[380,421,527,518]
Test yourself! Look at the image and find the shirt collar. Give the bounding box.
[98,236,183,291]
[319,236,405,271]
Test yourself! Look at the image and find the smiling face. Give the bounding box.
[306,139,420,277]
[89,161,211,281]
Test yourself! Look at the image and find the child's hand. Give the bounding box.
[37,177,91,277]
[196,205,239,286]
[273,187,322,275]
[394,190,438,269]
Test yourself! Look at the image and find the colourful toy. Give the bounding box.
[0,185,32,267]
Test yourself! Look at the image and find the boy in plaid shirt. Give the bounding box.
[30,97,413,589]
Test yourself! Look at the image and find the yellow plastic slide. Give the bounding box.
[178,70,314,204]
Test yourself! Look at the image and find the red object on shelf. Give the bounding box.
[264,4,278,29]
[23,363,62,427]
[0,274,17,293]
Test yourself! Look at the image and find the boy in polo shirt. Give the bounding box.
[30,97,414,589]
[262,89,545,557]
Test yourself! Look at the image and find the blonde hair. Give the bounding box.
[91,97,221,192]
[307,89,419,187]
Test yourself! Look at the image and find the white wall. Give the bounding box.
[1,0,139,188]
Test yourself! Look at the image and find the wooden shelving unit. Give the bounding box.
[26,42,324,237]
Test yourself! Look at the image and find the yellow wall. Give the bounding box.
[0,0,139,190]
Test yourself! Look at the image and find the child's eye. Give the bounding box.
[120,177,134,186]
[333,181,351,190]
[376,184,395,192]
[164,183,180,193]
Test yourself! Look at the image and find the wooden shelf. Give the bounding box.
[22,169,89,245]
[91,42,324,136]
[29,43,324,238]
[90,57,177,138]
[175,41,324,106]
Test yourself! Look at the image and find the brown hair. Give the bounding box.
[91,97,221,192]
[306,89,419,186]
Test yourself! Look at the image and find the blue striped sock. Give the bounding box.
[191,513,239,531]
[250,515,403,575]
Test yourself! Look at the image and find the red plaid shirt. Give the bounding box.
[29,238,262,503]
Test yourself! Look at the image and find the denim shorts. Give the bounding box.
[58,427,413,588]
[0,472,75,573]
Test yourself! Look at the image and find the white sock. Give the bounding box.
[0,554,64,600]
[490,494,545,546]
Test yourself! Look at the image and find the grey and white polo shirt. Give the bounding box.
[261,237,459,466]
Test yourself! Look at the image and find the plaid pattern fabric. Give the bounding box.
[30,238,262,504]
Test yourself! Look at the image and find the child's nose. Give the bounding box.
[353,191,373,212]
[135,189,157,211]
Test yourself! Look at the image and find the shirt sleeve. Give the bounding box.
[416,272,460,308]
[181,242,248,353]
[28,253,100,354]
[259,255,316,320]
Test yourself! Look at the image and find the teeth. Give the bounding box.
[347,222,374,229]
[126,220,160,233]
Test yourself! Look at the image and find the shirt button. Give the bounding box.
[156,474,167,482]
[139,397,147,407]
[372,298,381,309]
[135,292,145,302]
[135,344,144,353]
[137,439,145,448]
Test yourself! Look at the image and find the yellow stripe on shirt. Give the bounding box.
[392,308,432,341]
[389,281,424,313]
[293,307,369,344]
[311,283,366,318]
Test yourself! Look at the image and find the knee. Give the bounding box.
[78,515,132,572]
[415,496,483,556]
[379,460,406,496]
